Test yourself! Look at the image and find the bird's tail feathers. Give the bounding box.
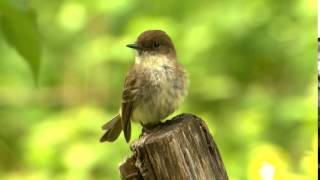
[100,115,122,142]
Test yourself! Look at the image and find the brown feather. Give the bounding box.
[121,66,140,142]
[101,114,120,130]
[100,115,122,142]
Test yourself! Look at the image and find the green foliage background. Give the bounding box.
[0,0,317,179]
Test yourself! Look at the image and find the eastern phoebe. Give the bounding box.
[100,30,188,143]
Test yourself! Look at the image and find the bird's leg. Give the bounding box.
[140,122,162,137]
[141,124,153,135]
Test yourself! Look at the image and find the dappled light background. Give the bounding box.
[0,0,317,179]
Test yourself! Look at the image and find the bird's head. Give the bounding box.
[127,30,176,62]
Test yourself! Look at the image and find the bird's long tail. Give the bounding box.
[100,114,122,142]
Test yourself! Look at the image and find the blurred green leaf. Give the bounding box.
[0,0,41,80]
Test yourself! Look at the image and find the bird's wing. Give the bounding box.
[121,66,140,142]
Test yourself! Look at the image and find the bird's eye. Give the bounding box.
[153,41,160,48]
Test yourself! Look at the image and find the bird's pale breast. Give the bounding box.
[131,63,187,125]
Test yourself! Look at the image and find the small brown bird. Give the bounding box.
[100,30,188,143]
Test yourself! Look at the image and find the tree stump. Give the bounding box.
[119,113,228,180]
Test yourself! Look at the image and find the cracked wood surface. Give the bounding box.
[119,114,228,180]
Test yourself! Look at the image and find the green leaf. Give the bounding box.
[0,0,42,80]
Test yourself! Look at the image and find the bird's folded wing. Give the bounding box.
[121,66,140,142]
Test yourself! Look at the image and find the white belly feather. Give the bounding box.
[131,55,187,125]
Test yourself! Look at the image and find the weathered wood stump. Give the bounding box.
[119,113,228,180]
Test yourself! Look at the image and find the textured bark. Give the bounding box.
[119,113,228,180]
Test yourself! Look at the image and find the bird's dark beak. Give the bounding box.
[126,43,141,50]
